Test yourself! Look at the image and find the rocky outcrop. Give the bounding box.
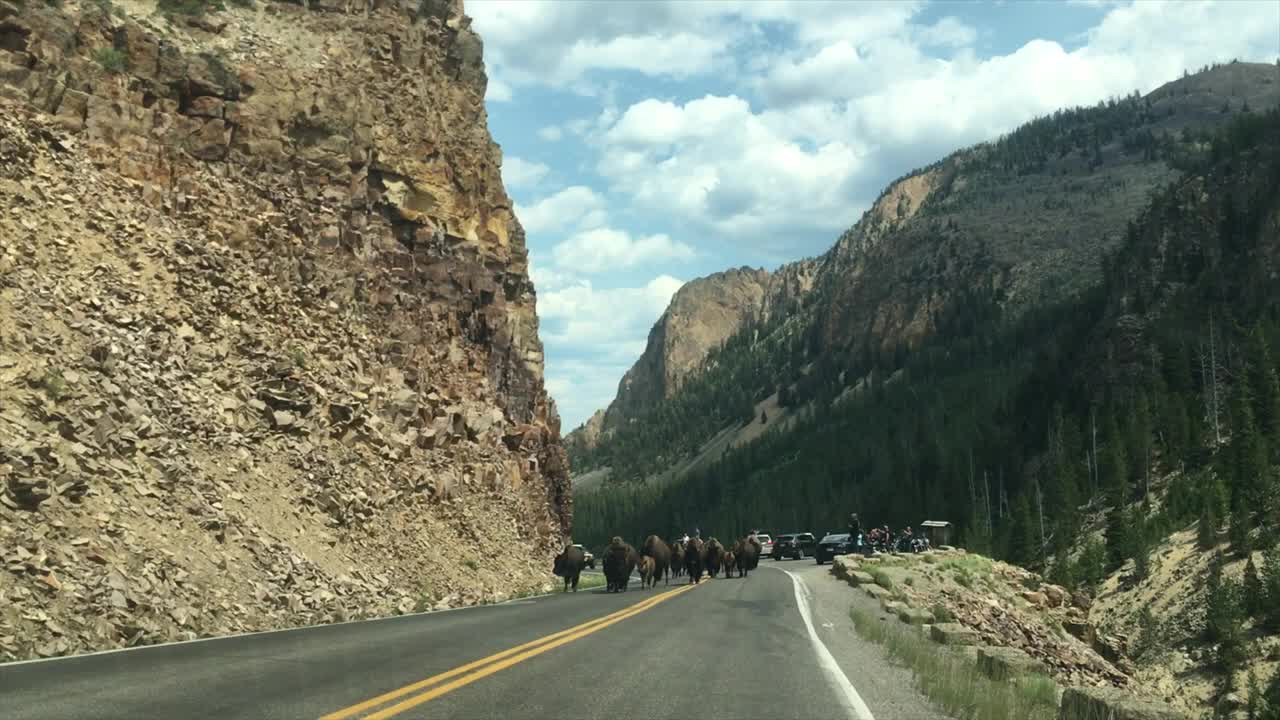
[0,0,568,661]
[567,261,817,452]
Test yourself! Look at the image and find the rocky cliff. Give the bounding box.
[0,0,570,661]
[565,262,816,455]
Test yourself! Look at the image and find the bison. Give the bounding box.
[684,537,704,584]
[671,543,686,579]
[704,538,724,578]
[552,544,585,592]
[642,535,672,586]
[603,537,638,592]
[721,551,736,578]
[734,536,760,578]
[637,556,656,589]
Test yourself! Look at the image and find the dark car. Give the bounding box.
[814,533,857,564]
[772,532,816,560]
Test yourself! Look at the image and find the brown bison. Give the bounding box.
[671,543,686,578]
[734,536,760,578]
[642,535,672,586]
[552,544,585,592]
[603,537,638,592]
[704,538,724,578]
[684,537,704,584]
[637,556,656,589]
[721,551,736,578]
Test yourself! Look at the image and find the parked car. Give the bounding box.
[772,532,816,560]
[754,533,774,557]
[814,533,855,564]
[573,544,595,569]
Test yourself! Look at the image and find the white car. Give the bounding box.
[755,533,774,556]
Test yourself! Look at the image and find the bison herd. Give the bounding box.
[553,534,764,593]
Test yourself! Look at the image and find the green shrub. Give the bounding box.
[94,47,127,74]
[932,604,956,623]
[869,568,894,590]
[40,370,67,399]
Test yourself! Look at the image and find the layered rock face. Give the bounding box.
[0,0,569,661]
[567,262,816,451]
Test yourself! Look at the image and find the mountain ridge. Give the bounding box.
[570,60,1280,483]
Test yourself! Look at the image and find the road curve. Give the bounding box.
[0,563,947,720]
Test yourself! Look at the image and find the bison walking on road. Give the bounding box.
[642,535,672,586]
[637,556,656,589]
[603,537,638,592]
[721,550,736,578]
[704,538,724,578]
[733,536,760,578]
[553,544,585,592]
[671,543,685,579]
[684,537,704,584]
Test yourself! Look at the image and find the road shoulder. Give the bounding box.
[774,562,953,720]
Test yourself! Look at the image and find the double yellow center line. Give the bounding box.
[320,582,700,720]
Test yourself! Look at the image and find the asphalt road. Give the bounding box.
[0,562,948,720]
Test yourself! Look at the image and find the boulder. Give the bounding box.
[1058,686,1189,720]
[832,555,859,580]
[864,585,892,601]
[1061,618,1095,645]
[849,571,876,587]
[881,599,907,614]
[977,646,1047,681]
[1043,584,1067,608]
[897,607,933,626]
[1071,590,1092,611]
[930,623,980,646]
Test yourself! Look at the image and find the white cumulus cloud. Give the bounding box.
[501,156,550,190]
[538,275,685,351]
[551,228,695,273]
[515,186,608,235]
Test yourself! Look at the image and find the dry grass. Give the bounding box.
[850,606,1059,720]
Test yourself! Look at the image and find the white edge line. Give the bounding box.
[0,588,561,669]
[785,569,876,720]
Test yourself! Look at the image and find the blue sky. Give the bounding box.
[467,0,1280,431]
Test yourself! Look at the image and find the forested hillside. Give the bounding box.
[574,98,1280,579]
[571,63,1279,490]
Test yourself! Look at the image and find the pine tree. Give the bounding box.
[1132,509,1152,580]
[1264,661,1280,720]
[1248,670,1263,720]
[1106,504,1133,571]
[1103,413,1129,498]
[1009,492,1039,568]
[1199,502,1219,550]
[1232,375,1269,527]
[1204,553,1247,673]
[1231,499,1254,557]
[1076,538,1107,591]
[1248,326,1280,460]
[1244,554,1264,617]
[1263,548,1280,633]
